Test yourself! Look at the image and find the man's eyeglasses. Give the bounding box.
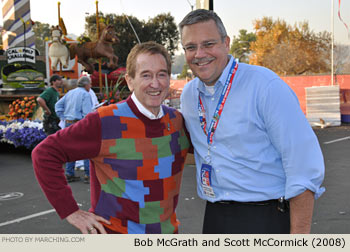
[183,40,220,52]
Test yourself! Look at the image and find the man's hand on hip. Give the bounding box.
[66,209,111,234]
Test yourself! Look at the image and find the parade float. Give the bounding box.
[0,1,127,151]
[0,46,50,151]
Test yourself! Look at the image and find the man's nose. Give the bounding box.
[194,46,207,58]
[150,76,160,88]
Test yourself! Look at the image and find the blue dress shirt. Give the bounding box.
[55,87,93,121]
[180,56,325,202]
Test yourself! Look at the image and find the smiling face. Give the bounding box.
[125,53,170,116]
[181,20,230,86]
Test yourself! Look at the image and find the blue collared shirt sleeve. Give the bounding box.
[55,95,66,120]
[260,78,325,200]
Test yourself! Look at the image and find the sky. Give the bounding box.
[1,0,350,48]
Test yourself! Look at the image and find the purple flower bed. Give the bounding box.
[0,119,46,149]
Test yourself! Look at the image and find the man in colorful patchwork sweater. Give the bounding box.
[32,41,191,234]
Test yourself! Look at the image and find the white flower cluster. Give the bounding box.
[22,120,43,130]
[0,122,13,144]
[0,124,6,143]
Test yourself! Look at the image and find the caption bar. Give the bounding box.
[134,237,346,248]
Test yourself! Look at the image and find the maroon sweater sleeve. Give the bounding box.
[32,112,101,219]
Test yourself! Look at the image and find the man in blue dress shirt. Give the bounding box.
[55,76,93,183]
[179,9,325,234]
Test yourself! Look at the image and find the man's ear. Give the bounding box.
[125,74,134,92]
[224,36,230,50]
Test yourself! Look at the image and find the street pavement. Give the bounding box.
[0,125,349,234]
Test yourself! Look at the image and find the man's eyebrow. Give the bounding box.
[159,69,168,73]
[184,39,217,46]
[140,70,151,75]
[139,69,168,75]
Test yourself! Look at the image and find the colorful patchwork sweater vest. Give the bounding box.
[33,97,190,234]
[91,99,190,233]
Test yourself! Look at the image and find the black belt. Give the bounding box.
[213,197,289,212]
[215,199,278,206]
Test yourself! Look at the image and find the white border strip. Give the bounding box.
[323,136,350,145]
[0,209,55,227]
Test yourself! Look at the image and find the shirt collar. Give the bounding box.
[131,93,164,120]
[198,55,235,95]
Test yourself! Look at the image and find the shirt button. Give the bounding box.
[213,146,217,149]
[216,169,220,172]
[211,98,215,101]
[225,192,229,196]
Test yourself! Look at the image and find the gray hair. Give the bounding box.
[179,9,227,41]
[77,76,91,87]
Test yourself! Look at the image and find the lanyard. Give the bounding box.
[198,61,238,151]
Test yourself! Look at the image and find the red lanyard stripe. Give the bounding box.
[199,97,207,135]
[209,68,235,143]
[198,61,238,146]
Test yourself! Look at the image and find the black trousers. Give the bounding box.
[43,116,60,135]
[202,200,290,234]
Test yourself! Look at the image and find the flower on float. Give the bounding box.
[0,119,46,149]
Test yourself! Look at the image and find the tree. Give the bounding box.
[334,43,350,74]
[249,17,331,75]
[178,63,191,79]
[32,21,51,55]
[84,12,179,66]
[172,53,185,74]
[146,13,179,58]
[229,29,256,63]
[84,13,145,66]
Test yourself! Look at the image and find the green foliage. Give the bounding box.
[76,35,91,44]
[84,12,179,66]
[178,63,190,79]
[146,13,179,58]
[229,29,256,63]
[98,73,130,105]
